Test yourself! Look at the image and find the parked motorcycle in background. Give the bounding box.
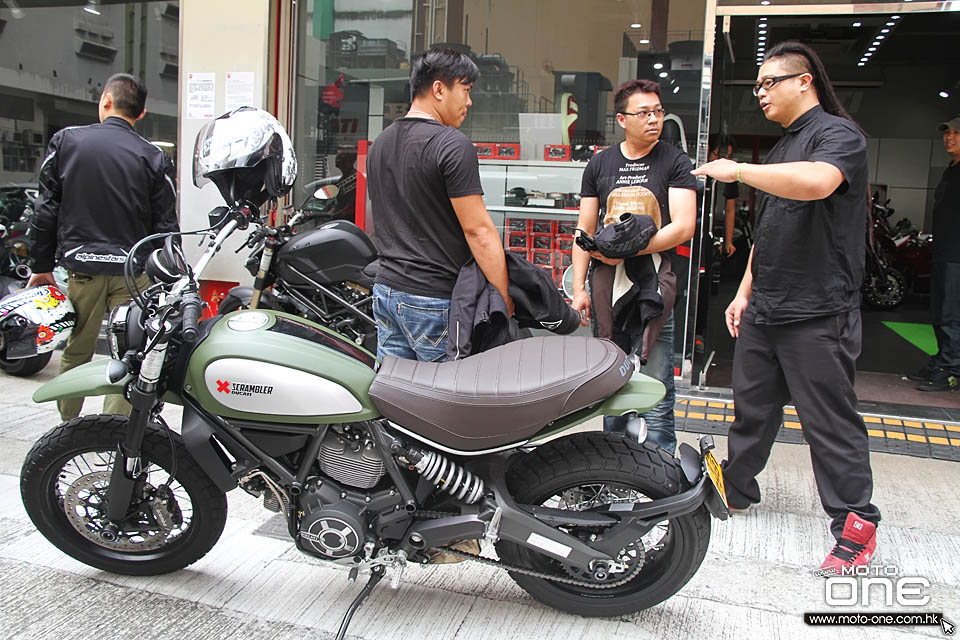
[862,196,908,310]
[870,196,932,297]
[217,182,378,353]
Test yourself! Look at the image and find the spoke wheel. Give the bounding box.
[21,414,227,575]
[496,432,711,617]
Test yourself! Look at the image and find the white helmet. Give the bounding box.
[0,285,75,358]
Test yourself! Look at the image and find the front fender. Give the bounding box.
[32,359,124,403]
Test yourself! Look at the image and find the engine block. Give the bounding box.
[318,430,385,489]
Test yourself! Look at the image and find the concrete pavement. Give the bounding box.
[1,353,958,640]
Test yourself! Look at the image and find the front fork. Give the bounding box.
[104,317,171,522]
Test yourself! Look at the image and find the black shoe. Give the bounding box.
[915,368,959,392]
[905,362,937,382]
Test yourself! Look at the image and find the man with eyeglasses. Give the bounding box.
[693,41,881,576]
[571,78,698,453]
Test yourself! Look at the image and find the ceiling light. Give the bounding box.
[83,0,100,15]
[864,52,872,57]
[885,21,894,26]
[868,47,877,51]
[852,21,862,27]
[858,62,865,67]
[757,61,763,66]
[940,91,950,98]
[658,71,669,78]
[639,38,650,44]
[891,14,900,18]
[653,62,663,69]
[760,0,770,5]
[758,36,766,41]
[877,34,885,39]
[881,28,890,33]
[673,87,680,94]
[151,141,175,148]
[759,29,767,34]
[630,23,642,28]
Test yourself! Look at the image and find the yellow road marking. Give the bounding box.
[925,423,945,430]
[883,418,903,426]
[675,410,686,418]
[951,439,960,447]
[689,400,707,407]
[887,431,906,440]
[726,415,735,422]
[688,412,705,420]
[929,436,950,446]
[904,420,923,428]
[864,416,882,424]
[907,434,927,443]
[867,429,885,438]
[947,425,960,433]
[784,421,801,429]
[784,408,798,416]
[707,413,725,421]
[708,402,726,408]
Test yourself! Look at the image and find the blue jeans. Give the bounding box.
[372,283,450,362]
[604,312,677,454]
[930,262,960,375]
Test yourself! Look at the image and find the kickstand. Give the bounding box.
[335,565,386,640]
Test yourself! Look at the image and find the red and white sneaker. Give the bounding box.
[818,513,877,576]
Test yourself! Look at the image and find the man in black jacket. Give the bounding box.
[28,73,179,420]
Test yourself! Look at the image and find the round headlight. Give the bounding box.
[107,301,143,358]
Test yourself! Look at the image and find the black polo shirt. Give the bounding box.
[749,105,868,324]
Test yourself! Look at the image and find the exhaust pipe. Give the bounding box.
[14,264,31,280]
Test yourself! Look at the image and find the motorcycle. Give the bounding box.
[218,182,378,353]
[862,197,907,310]
[20,200,727,637]
[0,220,53,376]
[871,197,932,296]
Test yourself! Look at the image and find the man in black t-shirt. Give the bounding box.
[571,79,698,454]
[914,115,960,391]
[694,42,880,576]
[368,48,512,361]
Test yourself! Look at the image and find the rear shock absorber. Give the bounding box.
[401,447,485,504]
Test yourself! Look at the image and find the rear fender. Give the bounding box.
[530,372,666,441]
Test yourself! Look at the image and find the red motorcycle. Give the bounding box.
[871,196,932,296]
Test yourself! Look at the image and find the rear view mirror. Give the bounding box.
[314,184,339,200]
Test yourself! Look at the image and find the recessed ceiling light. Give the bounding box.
[760,0,770,5]
[630,23,642,28]
[658,71,668,78]
[758,36,766,41]
[653,62,663,69]
[757,61,763,66]
[891,14,900,19]
[881,28,890,33]
[868,47,876,51]
[885,21,894,26]
[759,22,767,28]
[639,39,650,44]
[940,91,950,98]
[858,62,865,67]
[673,87,680,94]
[853,21,862,27]
[864,52,872,57]
[877,34,885,39]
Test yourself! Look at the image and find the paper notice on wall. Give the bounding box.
[225,72,255,112]
[186,72,216,119]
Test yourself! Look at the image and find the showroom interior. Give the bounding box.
[1,0,958,413]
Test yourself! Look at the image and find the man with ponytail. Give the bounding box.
[693,41,880,576]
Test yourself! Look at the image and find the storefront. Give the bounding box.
[2,0,957,408]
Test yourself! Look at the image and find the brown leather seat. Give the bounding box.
[368,336,633,452]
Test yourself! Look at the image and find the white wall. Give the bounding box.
[178,0,271,283]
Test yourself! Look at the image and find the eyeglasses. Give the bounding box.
[752,73,805,96]
[620,108,665,119]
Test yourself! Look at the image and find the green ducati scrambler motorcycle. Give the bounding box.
[19,110,727,638]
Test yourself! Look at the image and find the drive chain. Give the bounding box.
[413,510,645,589]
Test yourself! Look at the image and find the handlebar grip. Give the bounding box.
[181,295,202,343]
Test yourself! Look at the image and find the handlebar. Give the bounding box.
[180,291,202,343]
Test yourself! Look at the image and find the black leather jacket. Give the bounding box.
[31,116,179,275]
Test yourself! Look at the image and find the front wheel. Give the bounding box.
[0,349,52,376]
[20,414,228,575]
[863,266,905,310]
[496,432,711,617]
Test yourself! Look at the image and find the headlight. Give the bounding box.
[107,302,142,358]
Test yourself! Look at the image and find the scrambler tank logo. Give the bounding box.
[215,379,274,397]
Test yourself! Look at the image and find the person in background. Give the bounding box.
[570,78,698,454]
[693,41,881,576]
[28,73,178,421]
[367,47,512,362]
[910,114,960,392]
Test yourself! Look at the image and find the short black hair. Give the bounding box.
[708,133,735,153]
[103,73,147,118]
[409,47,479,101]
[614,79,661,114]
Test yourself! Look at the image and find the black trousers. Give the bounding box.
[724,308,881,540]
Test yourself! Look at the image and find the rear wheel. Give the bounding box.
[497,432,711,617]
[20,414,227,575]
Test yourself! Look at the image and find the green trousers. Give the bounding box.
[58,271,149,421]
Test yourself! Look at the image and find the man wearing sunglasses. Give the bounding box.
[571,78,698,453]
[693,41,881,576]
